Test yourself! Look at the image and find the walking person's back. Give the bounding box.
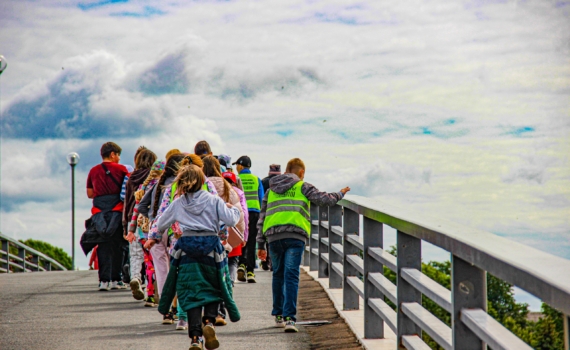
[233,155,264,283]
[84,142,129,291]
[257,158,350,332]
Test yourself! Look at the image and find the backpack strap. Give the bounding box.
[100,162,122,188]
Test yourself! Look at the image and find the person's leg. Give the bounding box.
[143,248,156,305]
[269,240,285,318]
[187,307,203,338]
[110,234,125,283]
[97,242,112,285]
[150,233,170,297]
[246,211,259,274]
[129,241,145,300]
[129,241,144,281]
[228,256,238,284]
[202,302,220,350]
[282,239,305,325]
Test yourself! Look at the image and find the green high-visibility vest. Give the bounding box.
[167,182,178,236]
[239,173,261,210]
[262,181,310,235]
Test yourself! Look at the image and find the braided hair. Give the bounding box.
[152,153,185,217]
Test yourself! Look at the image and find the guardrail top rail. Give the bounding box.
[0,232,67,272]
[305,194,570,350]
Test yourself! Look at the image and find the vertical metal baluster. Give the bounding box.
[309,205,319,271]
[328,205,343,289]
[1,239,8,272]
[302,203,312,267]
[452,255,486,350]
[31,254,40,271]
[397,230,422,348]
[364,217,384,339]
[318,206,329,278]
[343,208,359,310]
[18,247,26,272]
[45,261,52,271]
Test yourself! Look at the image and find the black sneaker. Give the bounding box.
[237,264,246,282]
[261,260,269,271]
[189,335,203,350]
[247,272,256,283]
[162,312,174,324]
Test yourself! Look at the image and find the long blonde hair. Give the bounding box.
[134,169,163,202]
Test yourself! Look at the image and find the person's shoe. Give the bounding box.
[214,315,227,326]
[162,312,174,324]
[284,317,298,332]
[110,281,127,290]
[261,260,269,271]
[189,336,203,350]
[176,319,188,330]
[237,264,246,282]
[202,322,219,350]
[99,281,110,291]
[130,278,145,300]
[274,315,285,328]
[247,272,256,283]
[144,296,156,307]
[171,306,179,320]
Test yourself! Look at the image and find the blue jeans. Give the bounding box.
[269,238,305,321]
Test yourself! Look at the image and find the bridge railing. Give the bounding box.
[303,194,570,350]
[0,232,67,273]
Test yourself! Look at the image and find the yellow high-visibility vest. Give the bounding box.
[263,181,310,235]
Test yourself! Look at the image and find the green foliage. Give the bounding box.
[19,239,72,270]
[379,246,564,349]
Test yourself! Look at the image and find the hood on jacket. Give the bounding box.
[129,168,150,186]
[179,190,213,216]
[268,173,300,194]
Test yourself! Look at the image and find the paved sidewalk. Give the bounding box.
[0,270,310,350]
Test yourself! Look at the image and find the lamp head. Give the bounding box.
[67,152,80,166]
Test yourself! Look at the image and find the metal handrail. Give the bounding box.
[304,194,570,350]
[0,232,67,273]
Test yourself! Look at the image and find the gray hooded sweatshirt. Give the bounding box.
[157,190,241,238]
[256,173,344,245]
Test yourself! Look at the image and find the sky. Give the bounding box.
[0,0,569,310]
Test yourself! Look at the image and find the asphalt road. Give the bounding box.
[0,269,311,350]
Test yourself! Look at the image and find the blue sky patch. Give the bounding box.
[276,130,294,137]
[505,126,535,137]
[78,0,128,11]
[110,6,165,17]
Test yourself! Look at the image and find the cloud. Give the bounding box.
[502,154,558,184]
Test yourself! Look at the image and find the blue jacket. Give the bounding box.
[239,169,264,213]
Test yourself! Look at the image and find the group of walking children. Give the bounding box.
[82,140,350,350]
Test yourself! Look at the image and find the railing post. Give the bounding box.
[31,255,40,271]
[1,239,9,272]
[328,205,343,289]
[18,247,26,272]
[309,205,319,272]
[343,208,359,310]
[45,260,52,271]
[318,206,329,278]
[364,217,384,339]
[397,230,422,348]
[452,255,486,350]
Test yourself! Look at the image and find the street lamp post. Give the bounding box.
[66,152,80,270]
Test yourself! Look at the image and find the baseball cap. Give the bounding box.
[268,164,281,175]
[218,154,232,168]
[232,155,251,168]
[222,171,237,184]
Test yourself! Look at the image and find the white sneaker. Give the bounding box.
[284,318,298,332]
[99,282,110,291]
[176,319,188,330]
[110,281,127,289]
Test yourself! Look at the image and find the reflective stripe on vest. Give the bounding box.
[239,173,261,210]
[262,181,310,235]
